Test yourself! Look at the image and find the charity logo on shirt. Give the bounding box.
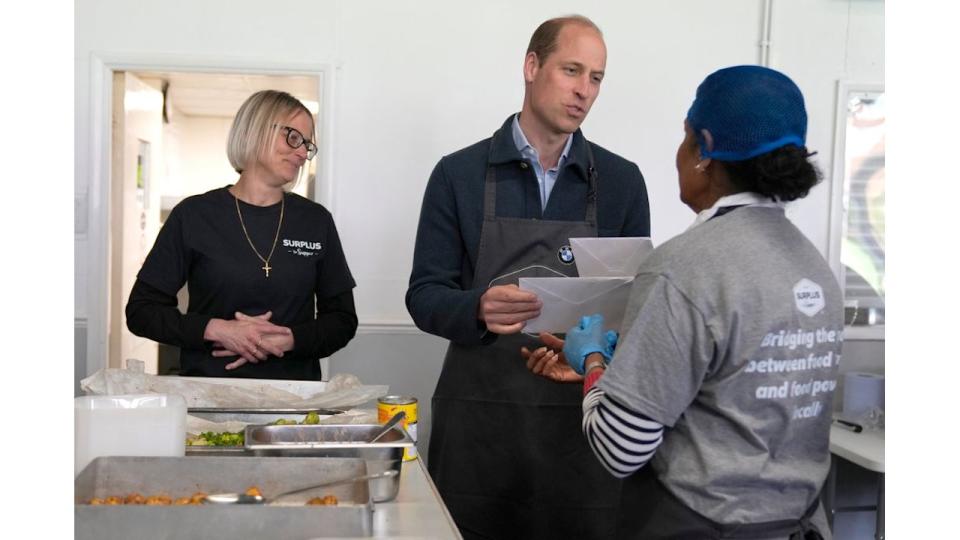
[742,279,840,422]
[283,238,323,258]
[793,278,825,317]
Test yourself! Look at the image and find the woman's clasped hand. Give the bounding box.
[205,311,294,369]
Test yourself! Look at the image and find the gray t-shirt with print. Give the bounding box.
[598,206,843,525]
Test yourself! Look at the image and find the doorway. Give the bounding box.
[108,70,322,375]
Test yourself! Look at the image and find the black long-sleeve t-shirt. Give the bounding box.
[125,187,357,380]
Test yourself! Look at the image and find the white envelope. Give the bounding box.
[519,276,634,334]
[570,237,654,277]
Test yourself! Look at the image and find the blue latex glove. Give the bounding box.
[604,329,619,359]
[563,314,618,375]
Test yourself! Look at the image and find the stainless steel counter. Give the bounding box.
[361,458,463,540]
[308,458,461,540]
[76,455,462,539]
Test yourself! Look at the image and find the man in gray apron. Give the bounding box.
[406,15,650,540]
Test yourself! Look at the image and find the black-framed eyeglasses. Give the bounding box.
[278,125,317,159]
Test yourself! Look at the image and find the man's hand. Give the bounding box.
[478,284,542,334]
[521,332,583,383]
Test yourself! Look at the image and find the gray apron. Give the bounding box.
[427,140,622,540]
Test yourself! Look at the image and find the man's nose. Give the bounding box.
[574,75,592,99]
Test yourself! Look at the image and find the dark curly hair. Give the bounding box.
[721,145,823,202]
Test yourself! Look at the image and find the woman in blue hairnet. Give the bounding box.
[523,65,842,539]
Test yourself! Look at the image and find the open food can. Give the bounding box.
[378,395,418,461]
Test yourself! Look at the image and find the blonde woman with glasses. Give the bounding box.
[126,90,357,380]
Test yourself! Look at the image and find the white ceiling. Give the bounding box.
[135,71,320,118]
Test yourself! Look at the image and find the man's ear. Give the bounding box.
[523,52,539,84]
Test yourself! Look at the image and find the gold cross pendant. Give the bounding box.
[262,263,272,277]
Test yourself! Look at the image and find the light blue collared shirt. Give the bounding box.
[512,114,574,211]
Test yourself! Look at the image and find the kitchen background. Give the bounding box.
[73,1,885,537]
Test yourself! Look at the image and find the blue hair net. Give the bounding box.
[686,65,807,162]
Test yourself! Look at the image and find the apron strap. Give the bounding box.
[584,140,598,225]
[483,142,498,221]
[708,204,748,221]
[483,134,599,224]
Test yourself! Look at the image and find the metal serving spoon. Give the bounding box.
[369,410,406,443]
[204,469,399,504]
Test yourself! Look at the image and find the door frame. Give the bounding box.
[826,80,885,342]
[84,52,336,378]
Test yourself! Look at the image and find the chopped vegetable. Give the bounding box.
[185,410,323,447]
[271,411,322,426]
[186,430,244,446]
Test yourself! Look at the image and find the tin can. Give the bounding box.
[377,395,418,461]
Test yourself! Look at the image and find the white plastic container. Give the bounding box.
[75,394,187,476]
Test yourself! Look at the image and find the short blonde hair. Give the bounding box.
[226,90,315,173]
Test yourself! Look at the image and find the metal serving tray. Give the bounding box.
[75,456,373,539]
[185,408,346,456]
[244,424,415,503]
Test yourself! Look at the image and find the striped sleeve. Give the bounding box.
[582,387,664,478]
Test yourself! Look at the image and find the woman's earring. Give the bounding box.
[694,156,711,173]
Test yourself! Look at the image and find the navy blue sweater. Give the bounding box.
[406,115,651,346]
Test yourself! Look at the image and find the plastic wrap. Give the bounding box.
[80,369,388,410]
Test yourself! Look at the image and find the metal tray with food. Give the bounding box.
[184,409,350,453]
[244,424,415,502]
[75,456,374,539]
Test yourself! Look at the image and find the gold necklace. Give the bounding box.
[234,192,284,277]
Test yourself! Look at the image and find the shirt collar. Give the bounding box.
[687,192,785,231]
[489,115,590,181]
[511,113,573,171]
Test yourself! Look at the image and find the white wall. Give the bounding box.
[77,0,885,331]
[161,113,236,201]
[333,1,777,323]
